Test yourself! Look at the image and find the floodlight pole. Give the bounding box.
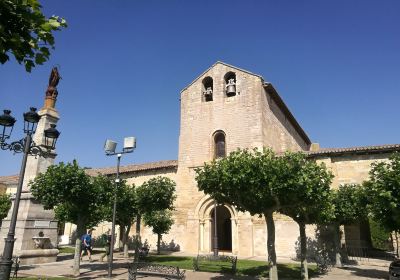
[108,154,120,279]
[105,138,135,279]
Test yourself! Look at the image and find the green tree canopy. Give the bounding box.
[136,176,176,214]
[0,0,67,71]
[0,193,12,222]
[143,210,174,254]
[364,153,400,232]
[134,176,176,260]
[30,161,110,229]
[332,184,367,225]
[29,160,112,275]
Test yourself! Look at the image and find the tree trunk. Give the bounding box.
[264,210,278,280]
[134,214,141,262]
[395,231,399,258]
[333,224,342,267]
[73,221,85,276]
[299,221,308,280]
[123,223,131,258]
[389,232,394,252]
[119,226,124,251]
[157,233,161,255]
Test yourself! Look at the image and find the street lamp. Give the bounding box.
[104,136,136,278]
[0,108,60,280]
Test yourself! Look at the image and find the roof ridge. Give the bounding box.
[85,159,178,176]
[308,143,400,156]
[181,61,264,92]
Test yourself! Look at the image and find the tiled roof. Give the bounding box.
[307,144,400,157]
[85,160,178,176]
[0,175,19,185]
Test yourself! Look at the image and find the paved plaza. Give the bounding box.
[16,252,391,279]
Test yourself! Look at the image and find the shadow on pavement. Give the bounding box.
[18,265,36,271]
[340,266,388,279]
[57,253,74,261]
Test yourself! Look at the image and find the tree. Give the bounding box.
[135,176,176,260]
[279,153,334,280]
[29,161,112,276]
[0,193,12,227]
[330,184,368,266]
[117,185,138,258]
[196,148,301,280]
[103,180,138,258]
[0,0,67,72]
[143,210,174,254]
[364,153,400,255]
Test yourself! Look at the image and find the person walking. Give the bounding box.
[80,229,93,262]
[99,230,112,262]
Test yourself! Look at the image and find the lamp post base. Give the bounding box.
[0,259,13,280]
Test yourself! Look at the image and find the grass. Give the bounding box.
[144,255,319,278]
[58,246,75,254]
[36,251,319,279]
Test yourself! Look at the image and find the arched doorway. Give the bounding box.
[210,205,232,251]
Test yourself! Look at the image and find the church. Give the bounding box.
[1,61,399,260]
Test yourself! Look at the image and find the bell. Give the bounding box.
[226,84,236,96]
[204,87,213,97]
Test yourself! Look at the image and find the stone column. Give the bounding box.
[199,220,205,252]
[231,218,239,255]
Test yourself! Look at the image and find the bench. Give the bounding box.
[193,255,237,274]
[11,257,20,279]
[128,262,185,280]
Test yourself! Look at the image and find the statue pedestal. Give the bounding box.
[0,193,59,265]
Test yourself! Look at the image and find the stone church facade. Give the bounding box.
[1,61,399,259]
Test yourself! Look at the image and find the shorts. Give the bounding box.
[81,245,92,253]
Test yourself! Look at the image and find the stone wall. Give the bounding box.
[178,63,265,168]
[261,88,309,152]
[315,152,390,189]
[0,183,7,194]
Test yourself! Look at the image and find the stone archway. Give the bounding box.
[194,195,238,254]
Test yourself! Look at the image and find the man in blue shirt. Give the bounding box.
[80,229,93,262]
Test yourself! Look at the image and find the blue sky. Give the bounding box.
[1,0,399,176]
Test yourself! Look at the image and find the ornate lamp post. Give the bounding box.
[0,108,60,280]
[104,137,136,278]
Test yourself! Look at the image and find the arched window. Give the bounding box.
[224,72,236,97]
[214,131,226,158]
[202,76,213,102]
